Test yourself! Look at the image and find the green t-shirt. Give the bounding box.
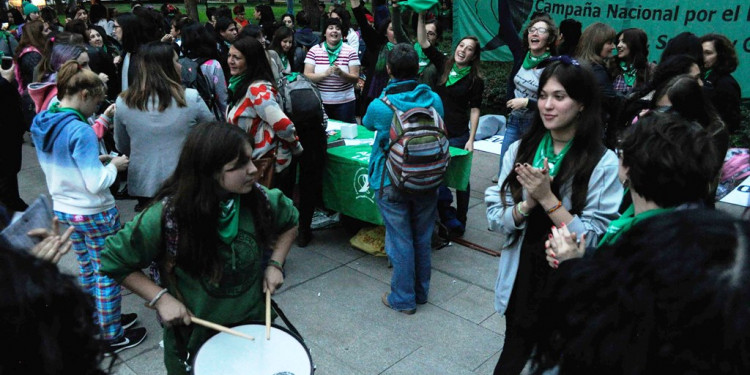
[102,187,298,374]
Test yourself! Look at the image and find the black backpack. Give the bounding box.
[179,57,223,121]
[276,72,325,128]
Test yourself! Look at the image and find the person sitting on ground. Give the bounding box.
[102,122,299,375]
[363,43,444,315]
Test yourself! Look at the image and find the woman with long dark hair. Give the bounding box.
[700,33,742,134]
[611,28,653,95]
[102,122,299,375]
[418,11,484,236]
[13,19,45,94]
[115,42,214,211]
[180,22,228,119]
[270,26,295,75]
[227,36,303,185]
[254,4,278,39]
[485,58,622,374]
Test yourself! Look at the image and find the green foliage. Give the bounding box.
[730,101,750,148]
[479,60,512,114]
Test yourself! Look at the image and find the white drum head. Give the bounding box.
[193,324,312,375]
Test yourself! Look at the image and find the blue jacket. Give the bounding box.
[362,79,444,190]
[30,109,117,214]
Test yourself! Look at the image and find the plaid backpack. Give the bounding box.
[379,96,450,194]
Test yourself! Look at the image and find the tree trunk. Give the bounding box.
[184,0,200,22]
[301,0,323,32]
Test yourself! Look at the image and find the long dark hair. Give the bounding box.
[121,42,186,111]
[229,36,276,105]
[180,22,220,61]
[500,60,604,215]
[270,26,295,66]
[699,33,739,75]
[612,28,651,88]
[115,13,145,54]
[438,36,482,86]
[152,122,275,280]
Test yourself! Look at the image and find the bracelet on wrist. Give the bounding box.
[545,200,563,214]
[267,259,284,273]
[516,202,529,217]
[148,288,169,307]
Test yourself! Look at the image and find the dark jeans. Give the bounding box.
[323,100,357,124]
[498,108,534,177]
[0,173,27,212]
[277,125,327,233]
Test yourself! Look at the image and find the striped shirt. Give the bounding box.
[305,43,360,104]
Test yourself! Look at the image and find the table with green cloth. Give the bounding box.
[323,124,473,225]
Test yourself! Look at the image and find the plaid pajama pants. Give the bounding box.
[55,207,123,341]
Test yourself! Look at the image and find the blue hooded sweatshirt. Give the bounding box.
[30,109,117,215]
[363,79,444,190]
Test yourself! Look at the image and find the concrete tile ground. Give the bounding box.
[16,134,744,374]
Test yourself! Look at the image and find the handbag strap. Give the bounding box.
[270,299,305,343]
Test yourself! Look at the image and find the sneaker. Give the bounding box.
[105,327,147,356]
[121,313,138,330]
[381,292,416,315]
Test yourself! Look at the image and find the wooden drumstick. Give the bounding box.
[265,290,271,340]
[191,317,255,341]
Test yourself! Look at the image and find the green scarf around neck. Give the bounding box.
[325,39,343,66]
[533,132,573,177]
[704,68,713,81]
[522,50,550,70]
[598,204,674,247]
[414,43,430,74]
[374,42,395,73]
[280,55,288,69]
[228,73,246,96]
[446,63,471,87]
[619,61,636,87]
[217,195,240,244]
[48,102,87,122]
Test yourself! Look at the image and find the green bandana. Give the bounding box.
[522,50,550,70]
[397,0,439,13]
[446,63,471,87]
[703,68,713,81]
[414,43,430,74]
[217,195,240,244]
[325,39,343,66]
[48,102,87,122]
[598,204,674,247]
[280,55,288,69]
[228,73,246,96]
[620,61,636,87]
[375,42,395,73]
[533,132,573,177]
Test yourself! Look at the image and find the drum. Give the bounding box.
[193,323,314,375]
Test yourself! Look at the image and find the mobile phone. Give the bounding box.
[1,56,12,70]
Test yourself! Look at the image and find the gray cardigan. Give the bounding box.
[484,140,623,315]
[114,89,214,197]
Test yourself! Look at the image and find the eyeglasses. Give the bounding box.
[528,27,549,35]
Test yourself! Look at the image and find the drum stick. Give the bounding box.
[190,317,255,341]
[265,290,271,340]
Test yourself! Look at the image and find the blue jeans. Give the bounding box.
[323,100,356,124]
[286,0,294,15]
[376,185,438,310]
[498,108,534,177]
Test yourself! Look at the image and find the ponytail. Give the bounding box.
[56,60,106,100]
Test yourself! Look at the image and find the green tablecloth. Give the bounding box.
[323,124,473,225]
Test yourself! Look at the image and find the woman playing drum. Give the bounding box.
[101,122,299,374]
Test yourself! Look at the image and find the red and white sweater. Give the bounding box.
[227,81,303,172]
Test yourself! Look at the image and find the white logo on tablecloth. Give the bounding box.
[354,167,374,203]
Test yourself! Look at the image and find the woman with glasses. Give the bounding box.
[485,59,622,374]
[493,16,558,183]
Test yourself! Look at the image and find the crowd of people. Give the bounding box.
[0,0,747,374]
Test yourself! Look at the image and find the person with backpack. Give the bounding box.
[363,43,445,315]
[101,122,299,375]
[115,42,214,212]
[179,22,228,121]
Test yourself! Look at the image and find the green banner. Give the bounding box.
[323,125,472,225]
[455,0,749,97]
